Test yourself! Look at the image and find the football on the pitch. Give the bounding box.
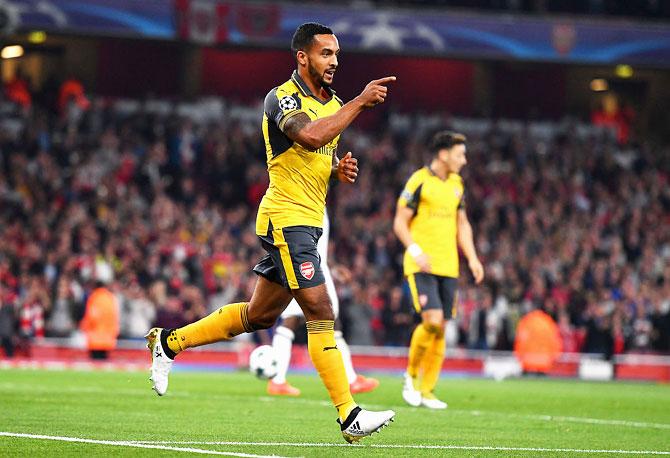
[249,345,278,380]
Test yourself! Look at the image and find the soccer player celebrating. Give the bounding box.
[393,131,484,409]
[268,212,379,396]
[146,22,396,442]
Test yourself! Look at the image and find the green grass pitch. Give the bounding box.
[1,368,669,456]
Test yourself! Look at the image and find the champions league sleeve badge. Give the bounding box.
[279,95,298,111]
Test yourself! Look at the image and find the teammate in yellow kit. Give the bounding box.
[145,22,396,442]
[393,131,484,409]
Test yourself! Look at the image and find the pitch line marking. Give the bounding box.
[0,432,287,458]
[130,440,670,455]
[3,382,669,431]
[464,409,670,430]
[259,397,670,431]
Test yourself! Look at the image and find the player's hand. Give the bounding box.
[469,258,484,284]
[357,76,396,108]
[337,152,358,183]
[415,253,431,273]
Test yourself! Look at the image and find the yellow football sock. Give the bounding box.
[306,320,356,421]
[420,325,446,395]
[165,329,182,354]
[171,302,252,353]
[407,323,438,379]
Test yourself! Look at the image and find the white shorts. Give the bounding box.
[281,212,339,320]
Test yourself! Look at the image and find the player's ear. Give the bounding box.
[296,50,308,66]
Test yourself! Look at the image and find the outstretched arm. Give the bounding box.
[284,76,396,151]
[284,103,362,151]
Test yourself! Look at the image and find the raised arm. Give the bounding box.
[284,76,396,151]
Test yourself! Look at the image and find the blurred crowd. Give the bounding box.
[0,91,669,359]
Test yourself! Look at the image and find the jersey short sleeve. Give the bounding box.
[397,170,425,212]
[264,87,304,132]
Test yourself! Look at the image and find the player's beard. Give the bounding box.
[307,61,330,89]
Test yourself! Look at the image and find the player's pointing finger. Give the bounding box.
[373,76,397,85]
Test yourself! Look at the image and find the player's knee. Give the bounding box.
[294,288,334,321]
[304,301,335,321]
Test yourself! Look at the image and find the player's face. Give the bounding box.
[442,144,467,173]
[306,34,340,88]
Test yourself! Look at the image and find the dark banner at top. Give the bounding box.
[4,0,670,67]
[176,1,670,67]
[0,0,173,38]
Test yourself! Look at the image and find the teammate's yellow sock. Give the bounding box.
[306,320,357,421]
[170,302,252,353]
[420,326,446,395]
[407,323,438,379]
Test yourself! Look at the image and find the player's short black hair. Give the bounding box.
[430,131,466,154]
[291,22,333,53]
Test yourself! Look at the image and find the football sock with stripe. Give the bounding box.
[420,325,446,395]
[307,320,357,421]
[167,302,252,355]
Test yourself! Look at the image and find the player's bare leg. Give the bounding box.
[147,276,292,395]
[294,284,394,442]
[246,278,294,330]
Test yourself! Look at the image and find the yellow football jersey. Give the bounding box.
[398,167,465,278]
[256,71,343,235]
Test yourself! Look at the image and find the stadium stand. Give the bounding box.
[0,92,668,360]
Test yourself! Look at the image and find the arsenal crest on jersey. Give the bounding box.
[299,261,315,280]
